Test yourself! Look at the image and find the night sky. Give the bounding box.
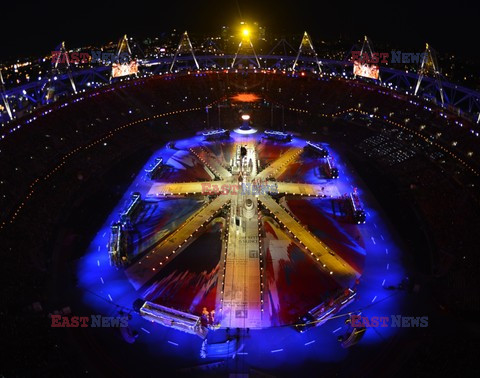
[0,0,475,60]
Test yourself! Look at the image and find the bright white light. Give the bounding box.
[241,114,250,121]
[234,127,257,135]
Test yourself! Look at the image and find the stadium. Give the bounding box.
[1,9,479,378]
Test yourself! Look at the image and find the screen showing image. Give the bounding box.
[353,60,379,80]
[112,60,138,78]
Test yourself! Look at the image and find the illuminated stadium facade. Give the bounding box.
[1,29,480,377]
[2,47,480,124]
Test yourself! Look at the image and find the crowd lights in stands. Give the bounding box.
[286,105,479,177]
[1,106,203,231]
[2,69,477,133]
[3,74,480,230]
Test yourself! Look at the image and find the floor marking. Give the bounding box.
[304,340,316,346]
[333,327,342,333]
[100,277,104,284]
[371,237,376,245]
[141,328,150,334]
[385,248,389,255]
[168,341,179,346]
[271,349,283,353]
[382,279,386,286]
[108,294,113,301]
[97,260,100,267]
[387,263,390,270]
[372,296,377,303]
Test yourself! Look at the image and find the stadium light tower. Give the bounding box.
[0,69,13,121]
[231,23,261,69]
[414,43,445,106]
[292,31,322,73]
[110,35,139,81]
[53,42,77,95]
[42,41,77,105]
[170,31,200,73]
[353,36,381,82]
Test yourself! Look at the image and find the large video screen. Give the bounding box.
[353,60,379,80]
[112,60,138,78]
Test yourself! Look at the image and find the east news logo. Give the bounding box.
[351,315,428,327]
[51,314,129,327]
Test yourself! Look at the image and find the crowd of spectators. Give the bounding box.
[1,71,479,375]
